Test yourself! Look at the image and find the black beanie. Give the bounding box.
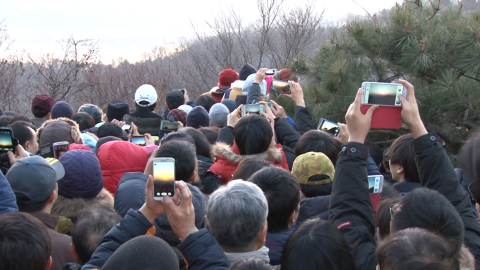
[107,101,130,121]
[101,235,179,270]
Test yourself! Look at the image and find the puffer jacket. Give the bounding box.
[0,171,17,214]
[197,154,214,180]
[114,172,148,217]
[297,195,331,224]
[209,143,289,184]
[98,141,149,195]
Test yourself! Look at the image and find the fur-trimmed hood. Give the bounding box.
[213,142,283,164]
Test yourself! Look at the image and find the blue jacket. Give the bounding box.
[266,226,296,265]
[367,155,381,176]
[0,171,17,215]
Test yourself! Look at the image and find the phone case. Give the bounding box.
[360,105,402,129]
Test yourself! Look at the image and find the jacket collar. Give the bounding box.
[213,143,283,164]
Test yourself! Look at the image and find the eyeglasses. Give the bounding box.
[390,203,399,219]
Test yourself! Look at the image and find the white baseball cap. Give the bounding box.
[135,84,158,106]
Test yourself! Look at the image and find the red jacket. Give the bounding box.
[97,141,148,195]
[209,142,289,184]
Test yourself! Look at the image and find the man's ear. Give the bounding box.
[45,256,52,270]
[24,141,30,152]
[48,189,57,204]
[256,221,268,249]
[45,112,51,120]
[70,243,80,261]
[396,165,404,175]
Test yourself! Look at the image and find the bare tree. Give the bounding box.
[255,0,284,67]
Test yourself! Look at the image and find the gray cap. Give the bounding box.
[6,156,65,204]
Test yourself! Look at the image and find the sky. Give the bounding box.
[0,0,399,63]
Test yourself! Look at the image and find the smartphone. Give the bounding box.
[0,128,14,153]
[241,104,265,117]
[361,82,407,107]
[271,80,291,94]
[266,69,277,75]
[317,118,340,137]
[368,175,384,194]
[160,120,180,132]
[130,135,146,146]
[153,157,176,201]
[122,124,131,133]
[53,141,69,159]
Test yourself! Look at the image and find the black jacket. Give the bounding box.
[123,107,163,136]
[391,181,422,196]
[294,106,315,135]
[329,142,377,270]
[297,195,330,224]
[413,133,480,267]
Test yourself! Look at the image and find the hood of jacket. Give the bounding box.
[213,142,284,164]
[197,154,214,179]
[123,114,161,136]
[114,172,148,217]
[392,181,422,196]
[297,195,331,224]
[154,183,208,246]
[98,141,149,195]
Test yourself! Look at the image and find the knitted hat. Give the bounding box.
[166,91,185,110]
[167,109,187,127]
[178,105,193,115]
[209,103,229,128]
[51,101,74,119]
[107,101,130,121]
[291,152,335,185]
[135,84,158,107]
[32,94,55,113]
[186,106,210,129]
[58,150,104,198]
[97,122,128,140]
[239,64,257,81]
[221,99,237,113]
[218,69,239,88]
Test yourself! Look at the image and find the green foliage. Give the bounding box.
[305,0,480,154]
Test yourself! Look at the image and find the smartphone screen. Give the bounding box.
[53,143,69,159]
[317,119,340,137]
[153,158,175,200]
[0,129,14,152]
[160,121,180,132]
[130,136,146,146]
[241,104,265,116]
[368,175,384,194]
[363,82,404,106]
[271,80,290,94]
[122,124,131,132]
[266,69,276,75]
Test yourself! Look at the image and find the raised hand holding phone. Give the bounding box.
[227,105,243,128]
[270,100,287,118]
[346,89,379,144]
[163,181,197,242]
[140,175,181,223]
[397,79,428,139]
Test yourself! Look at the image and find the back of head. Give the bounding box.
[101,235,179,270]
[0,212,52,270]
[296,130,340,165]
[179,127,212,159]
[159,132,195,146]
[209,103,230,128]
[166,90,185,110]
[9,115,32,125]
[97,122,127,140]
[72,112,96,131]
[167,108,187,126]
[71,205,122,265]
[459,132,480,202]
[292,152,335,197]
[386,134,420,182]
[156,140,196,182]
[199,126,219,145]
[195,95,216,112]
[107,101,130,122]
[375,198,400,242]
[51,101,74,119]
[365,141,383,166]
[37,118,83,147]
[135,84,158,110]
[274,69,298,82]
[207,180,268,250]
[31,94,54,118]
[0,116,13,127]
[232,159,273,180]
[229,258,274,270]
[79,104,103,124]
[377,228,460,270]
[218,68,239,87]
[391,188,464,249]
[9,120,36,147]
[281,218,355,270]
[248,167,300,233]
[234,115,272,155]
[186,106,210,129]
[221,99,238,113]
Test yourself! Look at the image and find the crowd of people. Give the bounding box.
[0,64,480,270]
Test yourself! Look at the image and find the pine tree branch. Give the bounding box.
[462,74,480,83]
[418,71,437,80]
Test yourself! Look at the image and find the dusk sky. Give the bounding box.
[1,0,398,62]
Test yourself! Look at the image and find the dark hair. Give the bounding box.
[0,116,13,127]
[8,115,32,125]
[281,218,355,270]
[156,140,196,182]
[0,212,52,270]
[248,167,300,233]
[179,127,213,159]
[195,95,216,112]
[229,258,275,270]
[198,126,219,145]
[391,188,464,253]
[235,115,273,155]
[300,175,333,197]
[97,122,125,140]
[17,196,50,213]
[232,159,273,180]
[375,198,400,241]
[386,134,420,182]
[79,104,103,124]
[365,141,383,166]
[136,102,157,112]
[32,106,49,118]
[377,228,460,270]
[71,205,122,265]
[159,132,195,146]
[72,112,96,131]
[8,121,36,147]
[296,130,340,165]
